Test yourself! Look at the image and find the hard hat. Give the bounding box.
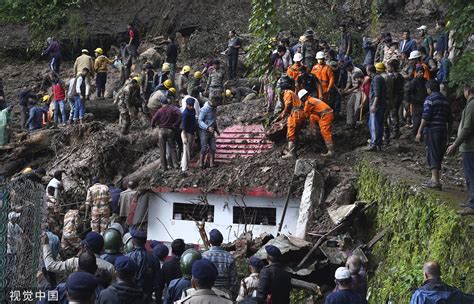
[94,48,103,55]
[168,87,177,95]
[132,76,141,85]
[408,50,422,60]
[304,29,315,37]
[299,36,306,43]
[81,49,89,54]
[22,167,33,174]
[42,95,51,103]
[194,71,203,79]
[297,89,309,100]
[417,25,427,31]
[103,228,122,254]
[180,249,202,279]
[293,53,303,62]
[315,51,325,59]
[225,89,233,98]
[163,79,173,89]
[162,63,170,72]
[180,65,191,75]
[122,233,133,254]
[335,267,351,280]
[375,62,386,72]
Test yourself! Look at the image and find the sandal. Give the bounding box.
[422,180,442,191]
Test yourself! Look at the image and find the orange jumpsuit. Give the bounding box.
[411,62,431,80]
[282,90,306,141]
[304,96,334,144]
[287,64,308,81]
[311,63,334,102]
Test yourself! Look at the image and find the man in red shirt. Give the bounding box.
[127,23,140,60]
[51,74,67,127]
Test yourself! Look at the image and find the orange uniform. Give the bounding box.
[411,62,431,80]
[287,64,308,81]
[304,96,334,144]
[311,63,334,102]
[282,90,306,140]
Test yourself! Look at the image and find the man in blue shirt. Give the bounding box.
[366,63,387,151]
[198,96,221,168]
[325,267,368,304]
[181,97,197,173]
[26,101,48,131]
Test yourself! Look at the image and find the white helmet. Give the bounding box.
[293,52,303,62]
[315,51,325,59]
[408,50,422,60]
[297,89,309,100]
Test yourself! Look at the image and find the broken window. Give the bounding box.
[233,207,277,226]
[173,203,214,222]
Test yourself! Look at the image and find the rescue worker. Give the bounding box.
[126,228,160,303]
[141,62,155,102]
[287,53,306,81]
[188,71,205,102]
[311,51,335,103]
[177,259,233,304]
[274,76,305,159]
[301,29,319,68]
[236,256,264,302]
[296,65,318,97]
[60,208,81,258]
[408,50,430,80]
[165,249,202,304]
[178,65,191,96]
[225,86,257,103]
[85,176,112,234]
[198,96,221,168]
[152,243,169,266]
[41,37,62,74]
[202,229,237,295]
[65,271,99,304]
[300,89,335,156]
[206,60,225,99]
[384,59,405,140]
[154,63,171,90]
[94,47,114,100]
[43,231,115,275]
[255,245,291,304]
[97,256,144,304]
[148,79,173,117]
[101,224,124,265]
[115,77,142,135]
[73,49,94,99]
[151,96,181,170]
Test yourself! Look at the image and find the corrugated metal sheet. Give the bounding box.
[215,124,273,163]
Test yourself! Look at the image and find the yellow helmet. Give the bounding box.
[42,95,51,103]
[162,63,170,72]
[168,87,177,95]
[375,62,386,72]
[163,79,173,89]
[132,76,141,85]
[22,167,33,174]
[194,71,203,79]
[94,48,103,55]
[225,89,233,98]
[180,65,191,75]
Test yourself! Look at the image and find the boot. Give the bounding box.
[282,141,296,159]
[322,142,334,157]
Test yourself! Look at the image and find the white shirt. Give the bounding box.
[180,95,201,119]
[47,178,61,190]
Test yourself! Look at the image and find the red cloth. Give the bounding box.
[52,82,66,101]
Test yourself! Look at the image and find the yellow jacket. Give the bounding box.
[94,55,114,73]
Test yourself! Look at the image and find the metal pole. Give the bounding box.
[277,174,295,235]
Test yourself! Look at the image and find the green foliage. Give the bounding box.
[369,0,381,37]
[246,0,279,77]
[357,160,473,303]
[290,289,313,303]
[449,50,474,90]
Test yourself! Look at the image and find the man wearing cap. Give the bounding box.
[154,63,171,90]
[177,259,233,303]
[236,256,264,302]
[198,96,221,168]
[151,95,181,170]
[94,47,114,100]
[206,60,225,99]
[43,231,115,275]
[73,49,94,98]
[287,53,307,81]
[97,256,144,303]
[311,51,335,103]
[409,50,431,80]
[126,228,160,302]
[152,243,169,267]
[180,96,198,173]
[366,63,387,151]
[256,245,291,304]
[85,176,111,234]
[115,77,142,135]
[187,72,206,102]
[325,267,367,304]
[418,25,434,57]
[65,271,99,304]
[302,29,319,69]
[202,229,237,294]
[300,89,335,156]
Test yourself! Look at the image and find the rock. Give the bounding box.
[325,178,357,207]
[138,47,163,68]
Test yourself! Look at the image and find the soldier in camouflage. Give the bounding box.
[206,60,225,99]
[61,208,81,258]
[45,186,62,235]
[115,77,142,135]
[85,176,111,234]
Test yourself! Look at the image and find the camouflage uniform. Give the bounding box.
[85,182,111,234]
[45,194,62,233]
[61,209,81,257]
[206,68,224,99]
[115,80,140,135]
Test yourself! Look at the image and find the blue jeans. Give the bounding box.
[369,105,386,146]
[462,152,474,208]
[73,96,85,120]
[200,128,216,154]
[53,100,66,126]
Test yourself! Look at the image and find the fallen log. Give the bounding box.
[291,278,322,296]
